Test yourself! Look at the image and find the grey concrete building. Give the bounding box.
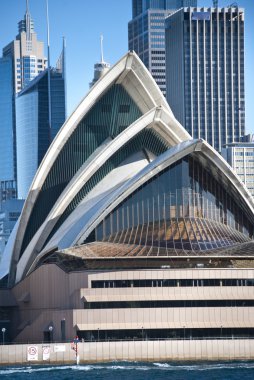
[128,0,197,96]
[165,7,245,152]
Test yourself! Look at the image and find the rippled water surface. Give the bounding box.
[1,361,254,379]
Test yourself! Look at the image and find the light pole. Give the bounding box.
[74,336,79,365]
[2,328,6,345]
[49,325,53,343]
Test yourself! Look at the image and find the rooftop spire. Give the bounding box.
[46,0,52,135]
[26,0,30,14]
[18,0,34,36]
[100,34,104,63]
[25,0,31,40]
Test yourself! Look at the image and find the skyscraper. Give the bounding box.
[0,1,47,188]
[128,0,197,96]
[16,60,66,199]
[0,56,16,182]
[165,7,245,152]
[3,0,47,93]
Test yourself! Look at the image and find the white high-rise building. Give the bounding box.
[3,0,47,93]
[0,0,47,185]
[222,134,254,198]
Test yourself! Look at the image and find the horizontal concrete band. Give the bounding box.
[76,321,254,330]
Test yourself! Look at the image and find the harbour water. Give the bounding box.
[0,361,254,380]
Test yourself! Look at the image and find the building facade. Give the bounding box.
[0,1,47,188]
[3,2,46,93]
[0,181,17,206]
[0,180,19,263]
[128,0,197,96]
[0,57,16,183]
[0,53,254,358]
[16,66,66,199]
[0,199,24,262]
[222,134,254,198]
[165,7,245,152]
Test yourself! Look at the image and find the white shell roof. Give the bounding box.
[3,51,254,284]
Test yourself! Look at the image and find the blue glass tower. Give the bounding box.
[0,57,16,182]
[0,1,46,193]
[16,65,66,199]
[129,0,197,96]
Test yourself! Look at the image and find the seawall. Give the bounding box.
[0,339,254,365]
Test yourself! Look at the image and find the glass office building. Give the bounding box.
[165,7,245,152]
[16,69,66,199]
[0,57,16,182]
[0,198,24,259]
[2,3,46,94]
[0,2,46,191]
[132,0,197,18]
[129,0,197,96]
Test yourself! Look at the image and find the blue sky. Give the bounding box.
[0,0,253,133]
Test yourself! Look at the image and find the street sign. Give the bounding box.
[54,345,66,352]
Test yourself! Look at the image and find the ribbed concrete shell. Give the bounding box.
[2,51,254,285]
[22,138,254,280]
[4,52,190,284]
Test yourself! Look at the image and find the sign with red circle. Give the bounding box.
[27,345,38,361]
[42,345,50,360]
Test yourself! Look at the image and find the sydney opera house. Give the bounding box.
[0,52,254,356]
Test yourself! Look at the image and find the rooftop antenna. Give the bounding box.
[100,34,105,63]
[89,35,110,88]
[25,0,31,40]
[63,36,67,119]
[46,0,52,134]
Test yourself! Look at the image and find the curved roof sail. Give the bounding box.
[2,51,254,284]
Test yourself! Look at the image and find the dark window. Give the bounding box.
[84,299,254,309]
[91,279,254,289]
[77,327,254,342]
